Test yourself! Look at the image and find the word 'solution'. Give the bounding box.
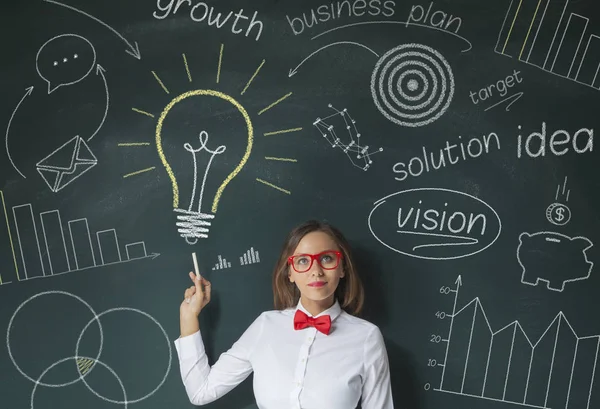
[153,0,264,41]
[393,132,501,182]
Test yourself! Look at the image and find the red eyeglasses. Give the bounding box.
[287,250,343,273]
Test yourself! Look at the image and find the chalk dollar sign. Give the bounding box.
[546,203,571,226]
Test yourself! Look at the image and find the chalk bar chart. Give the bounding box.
[436,278,599,409]
[240,247,260,265]
[0,191,158,285]
[495,0,600,90]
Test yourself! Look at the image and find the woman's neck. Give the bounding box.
[300,295,335,316]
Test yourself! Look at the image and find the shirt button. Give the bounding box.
[301,358,306,362]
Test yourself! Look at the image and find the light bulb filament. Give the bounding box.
[183,130,227,214]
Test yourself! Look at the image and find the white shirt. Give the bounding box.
[174,299,394,408]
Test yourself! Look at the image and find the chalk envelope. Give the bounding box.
[36,136,98,193]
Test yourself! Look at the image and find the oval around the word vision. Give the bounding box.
[368,188,502,260]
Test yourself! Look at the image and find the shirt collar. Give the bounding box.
[296,298,342,321]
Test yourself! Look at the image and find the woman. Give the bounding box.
[175,220,394,408]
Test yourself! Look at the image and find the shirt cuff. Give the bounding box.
[174,330,205,359]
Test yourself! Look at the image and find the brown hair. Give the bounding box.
[272,220,365,316]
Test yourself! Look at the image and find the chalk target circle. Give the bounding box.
[75,308,172,404]
[370,43,454,127]
[389,61,438,109]
[30,356,127,409]
[6,291,103,387]
[397,69,429,101]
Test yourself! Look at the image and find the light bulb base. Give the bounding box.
[174,208,215,244]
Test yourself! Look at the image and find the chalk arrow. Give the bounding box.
[455,275,462,287]
[5,86,34,179]
[88,64,109,142]
[149,252,161,260]
[43,0,142,60]
[289,41,379,77]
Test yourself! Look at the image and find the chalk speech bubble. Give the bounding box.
[368,188,502,260]
[36,34,96,94]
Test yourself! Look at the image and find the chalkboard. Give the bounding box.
[1,0,600,408]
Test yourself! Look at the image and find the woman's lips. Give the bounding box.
[308,281,326,287]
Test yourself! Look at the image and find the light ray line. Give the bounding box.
[265,157,297,162]
[241,59,265,95]
[151,71,170,94]
[256,178,291,194]
[258,92,292,115]
[131,108,155,118]
[263,127,302,136]
[118,143,151,146]
[123,167,156,178]
[183,53,192,82]
[217,43,224,84]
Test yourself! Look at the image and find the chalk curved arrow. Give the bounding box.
[43,0,141,59]
[289,41,379,77]
[5,86,34,179]
[88,64,109,142]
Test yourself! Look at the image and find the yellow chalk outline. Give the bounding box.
[132,108,155,118]
[519,0,543,60]
[256,178,290,195]
[264,127,302,136]
[152,71,170,94]
[258,92,292,115]
[217,44,224,84]
[123,167,156,178]
[241,59,265,95]
[1,190,19,282]
[502,0,523,54]
[265,157,297,162]
[183,53,192,82]
[156,90,253,213]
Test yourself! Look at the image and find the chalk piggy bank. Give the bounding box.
[517,232,594,292]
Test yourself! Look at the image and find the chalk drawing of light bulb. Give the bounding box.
[156,90,253,245]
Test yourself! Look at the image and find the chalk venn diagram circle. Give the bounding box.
[6,291,172,407]
[370,43,455,128]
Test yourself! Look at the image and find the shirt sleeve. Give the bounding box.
[361,325,394,409]
[173,312,265,405]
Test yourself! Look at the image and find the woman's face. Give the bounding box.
[288,231,344,305]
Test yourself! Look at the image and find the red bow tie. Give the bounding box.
[293,309,331,335]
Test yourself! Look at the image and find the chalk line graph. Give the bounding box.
[434,276,599,409]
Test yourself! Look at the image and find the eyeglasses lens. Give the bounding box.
[293,251,339,272]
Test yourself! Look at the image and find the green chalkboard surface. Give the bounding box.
[1,0,600,408]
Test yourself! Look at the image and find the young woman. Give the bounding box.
[175,220,394,408]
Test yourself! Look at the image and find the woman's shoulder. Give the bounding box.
[338,310,382,332]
